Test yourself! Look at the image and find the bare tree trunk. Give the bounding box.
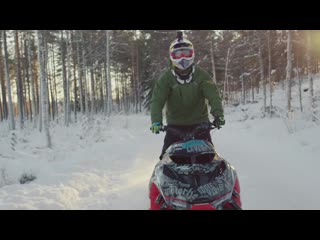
[102,63,106,112]
[256,42,260,96]
[122,73,127,114]
[90,66,96,115]
[227,71,230,105]
[36,30,51,148]
[89,35,95,115]
[50,40,57,120]
[61,30,70,126]
[49,68,55,120]
[105,30,112,116]
[115,67,120,111]
[21,34,29,121]
[267,30,273,117]
[297,67,303,112]
[241,74,245,104]
[251,76,254,102]
[119,73,125,113]
[77,36,84,115]
[95,64,99,112]
[15,30,24,129]
[210,33,217,84]
[2,31,15,130]
[98,64,104,113]
[51,42,59,121]
[131,44,136,113]
[258,33,266,114]
[0,35,8,120]
[38,36,43,132]
[44,37,52,123]
[24,37,32,122]
[136,46,141,113]
[306,30,315,120]
[27,32,39,128]
[47,46,55,121]
[126,73,132,113]
[121,72,126,113]
[0,91,2,121]
[295,46,303,113]
[81,31,89,116]
[95,67,99,112]
[281,71,285,90]
[71,32,77,122]
[223,48,230,105]
[61,31,67,124]
[66,31,71,125]
[34,58,40,118]
[286,30,293,114]
[43,37,52,121]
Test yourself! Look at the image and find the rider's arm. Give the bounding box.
[150,72,171,123]
[200,70,224,118]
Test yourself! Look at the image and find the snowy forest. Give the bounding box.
[1,31,319,138]
[0,30,320,209]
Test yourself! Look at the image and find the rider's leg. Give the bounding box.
[159,130,180,160]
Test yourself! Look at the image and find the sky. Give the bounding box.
[0,74,319,209]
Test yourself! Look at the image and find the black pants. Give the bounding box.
[159,124,213,160]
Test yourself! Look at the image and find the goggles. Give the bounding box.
[171,49,193,59]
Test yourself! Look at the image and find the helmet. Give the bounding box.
[169,32,194,70]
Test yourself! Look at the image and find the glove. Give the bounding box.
[150,122,162,134]
[213,116,225,129]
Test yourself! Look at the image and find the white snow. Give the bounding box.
[0,75,320,209]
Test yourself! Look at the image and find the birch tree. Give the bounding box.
[37,30,51,148]
[105,30,112,116]
[89,38,96,115]
[24,35,32,121]
[2,30,15,130]
[223,47,230,105]
[50,38,58,120]
[295,44,303,113]
[306,30,315,119]
[257,32,266,114]
[15,30,24,128]
[136,44,141,113]
[81,31,89,116]
[0,35,8,120]
[66,30,71,125]
[0,90,2,121]
[267,31,273,117]
[27,33,37,124]
[77,33,84,114]
[210,32,217,84]
[71,32,77,121]
[286,30,293,114]
[61,31,70,126]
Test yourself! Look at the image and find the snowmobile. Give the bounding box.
[149,122,242,210]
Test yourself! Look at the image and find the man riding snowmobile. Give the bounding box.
[149,31,225,160]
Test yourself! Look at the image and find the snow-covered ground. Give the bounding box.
[0,76,319,209]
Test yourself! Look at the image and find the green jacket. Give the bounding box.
[150,66,224,125]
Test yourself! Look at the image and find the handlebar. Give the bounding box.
[160,122,216,141]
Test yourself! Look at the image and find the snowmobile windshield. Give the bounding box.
[170,154,214,164]
[167,140,215,164]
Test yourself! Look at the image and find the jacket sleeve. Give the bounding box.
[150,73,170,123]
[200,70,224,118]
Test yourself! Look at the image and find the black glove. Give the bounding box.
[213,116,225,129]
